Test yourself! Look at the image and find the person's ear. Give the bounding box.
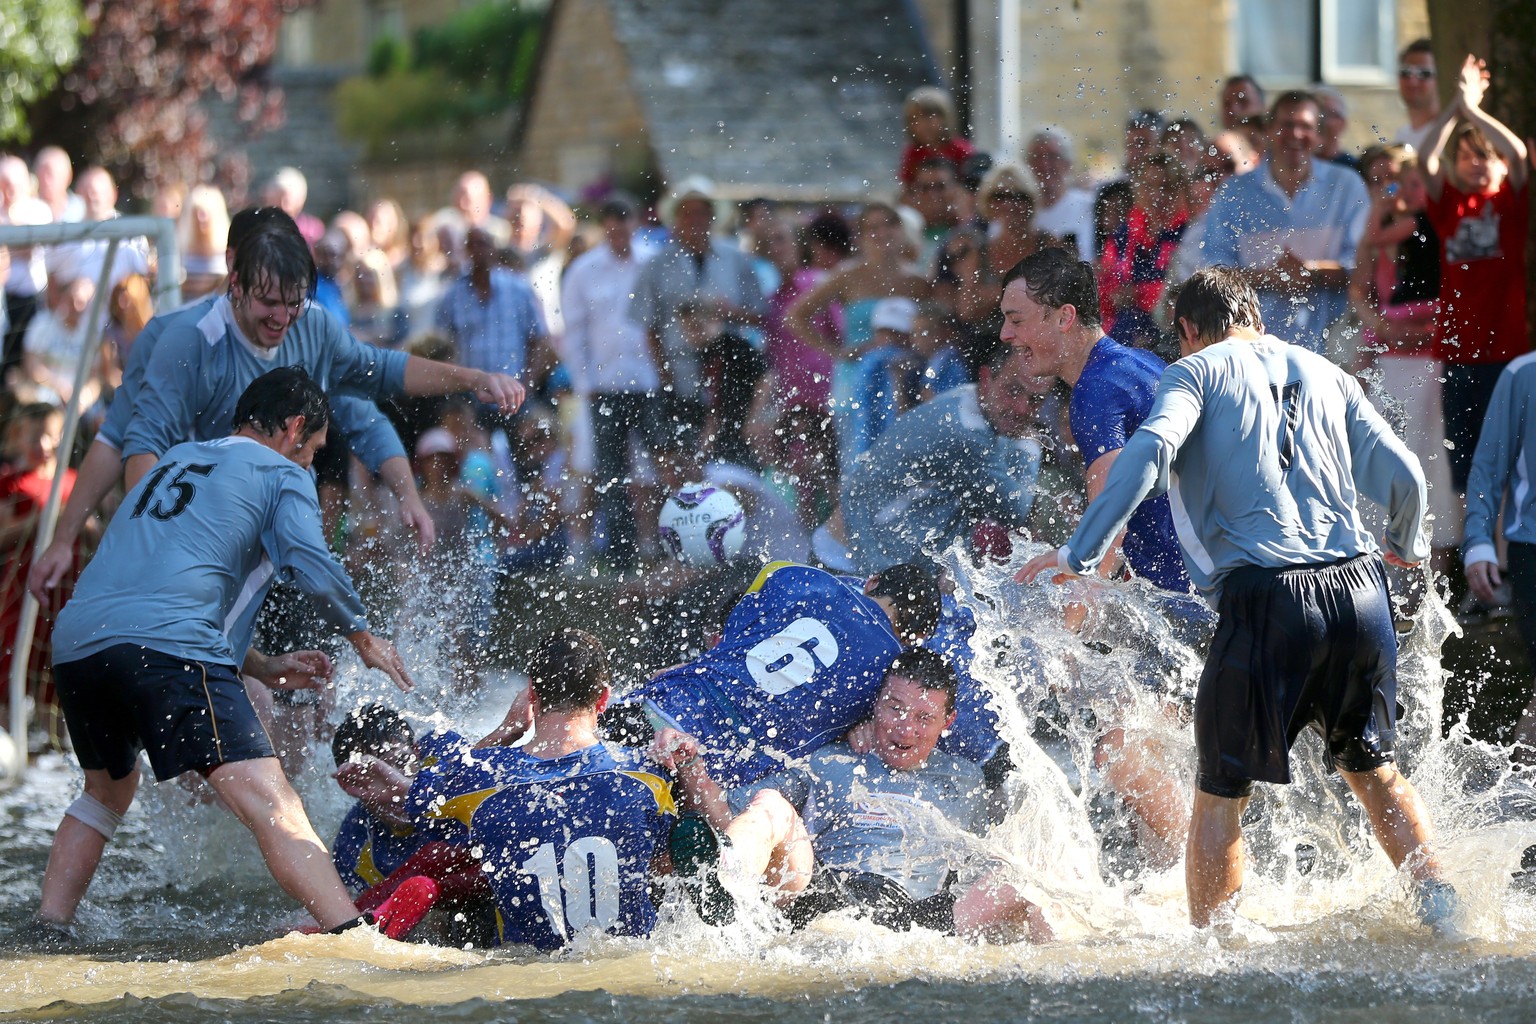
[281,415,307,452]
[1057,303,1077,331]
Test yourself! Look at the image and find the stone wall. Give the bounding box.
[515,0,652,196]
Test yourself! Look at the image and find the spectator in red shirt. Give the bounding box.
[898,86,976,197]
[1420,53,1530,494]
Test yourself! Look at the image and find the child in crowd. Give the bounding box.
[0,401,79,748]
[898,86,977,197]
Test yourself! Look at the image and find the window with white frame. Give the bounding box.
[1235,0,1396,86]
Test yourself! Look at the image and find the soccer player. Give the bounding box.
[28,368,413,941]
[1000,246,1190,595]
[28,215,527,598]
[342,630,678,950]
[654,649,1052,942]
[1017,267,1457,933]
[604,561,942,789]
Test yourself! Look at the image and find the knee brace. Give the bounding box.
[66,793,125,841]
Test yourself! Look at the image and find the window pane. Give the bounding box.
[1329,0,1389,70]
[1237,0,1316,83]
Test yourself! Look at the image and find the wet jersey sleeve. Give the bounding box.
[264,464,370,635]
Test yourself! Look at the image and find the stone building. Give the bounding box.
[243,0,1431,215]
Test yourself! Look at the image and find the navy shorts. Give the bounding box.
[1195,554,1398,799]
[55,644,276,782]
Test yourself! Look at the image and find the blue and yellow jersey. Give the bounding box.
[331,730,471,894]
[624,562,902,788]
[405,740,675,951]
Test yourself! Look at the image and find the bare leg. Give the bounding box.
[206,757,360,930]
[1097,728,1188,869]
[37,768,140,925]
[952,870,1054,944]
[1340,764,1443,881]
[1185,790,1249,928]
[723,789,814,901]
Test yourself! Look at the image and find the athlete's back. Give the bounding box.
[631,563,902,786]
[408,743,675,950]
[54,435,367,666]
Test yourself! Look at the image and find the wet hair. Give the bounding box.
[866,562,941,643]
[230,224,317,305]
[331,703,414,767]
[999,245,1102,328]
[527,629,611,713]
[228,206,303,255]
[1172,267,1264,344]
[883,647,959,714]
[232,366,330,441]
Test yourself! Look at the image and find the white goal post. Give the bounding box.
[1,217,180,782]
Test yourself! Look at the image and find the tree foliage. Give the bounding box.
[0,0,83,145]
[25,0,317,201]
[336,1,543,159]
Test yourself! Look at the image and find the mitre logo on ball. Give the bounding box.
[658,483,746,565]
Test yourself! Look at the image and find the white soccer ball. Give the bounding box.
[659,483,746,566]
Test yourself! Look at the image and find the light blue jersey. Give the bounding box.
[731,742,986,900]
[1064,334,1427,602]
[118,297,408,470]
[54,436,369,666]
[1465,352,1536,567]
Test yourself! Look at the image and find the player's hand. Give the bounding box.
[1466,559,1502,606]
[1016,548,1078,585]
[475,371,526,414]
[1383,550,1421,570]
[648,726,701,772]
[334,754,413,826]
[349,631,415,692]
[254,649,334,690]
[27,540,75,601]
[477,686,533,748]
[846,719,876,754]
[398,491,436,554]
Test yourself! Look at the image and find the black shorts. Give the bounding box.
[1195,554,1398,799]
[784,867,957,933]
[1505,542,1536,666]
[55,645,276,782]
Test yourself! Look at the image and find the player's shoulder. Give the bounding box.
[746,560,825,594]
[150,295,228,356]
[290,301,350,347]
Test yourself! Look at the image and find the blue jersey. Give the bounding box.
[625,563,902,787]
[332,730,471,893]
[406,742,675,951]
[927,595,1002,763]
[119,296,408,471]
[53,436,369,667]
[1070,337,1192,594]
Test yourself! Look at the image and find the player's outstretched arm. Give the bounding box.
[401,357,525,413]
[27,438,120,599]
[348,631,415,692]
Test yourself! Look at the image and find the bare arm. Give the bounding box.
[27,438,118,599]
[377,454,435,554]
[401,356,525,413]
[1455,54,1528,189]
[784,268,847,358]
[650,727,732,828]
